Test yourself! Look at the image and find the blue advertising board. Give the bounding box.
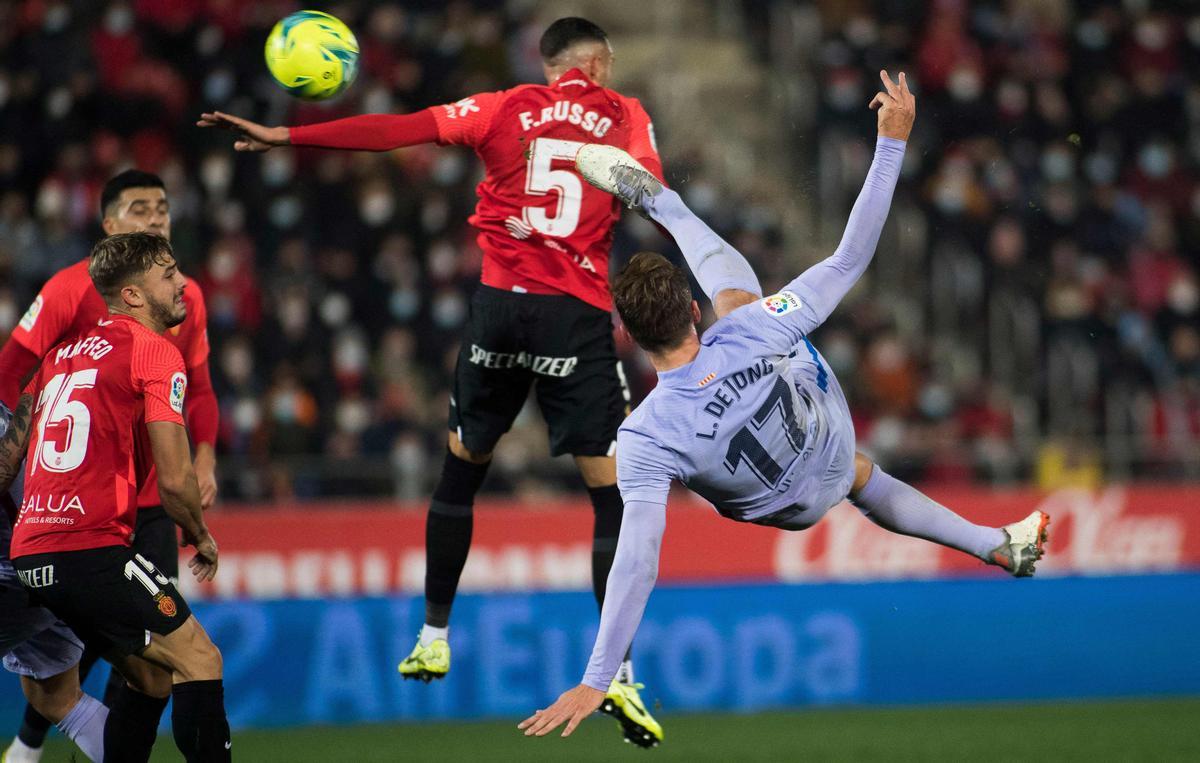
[2,574,1197,728]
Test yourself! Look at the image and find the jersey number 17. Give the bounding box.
[723,377,805,489]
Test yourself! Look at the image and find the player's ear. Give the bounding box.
[120,283,144,309]
[616,322,632,343]
[691,300,701,324]
[101,218,117,236]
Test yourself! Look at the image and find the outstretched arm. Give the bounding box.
[728,71,915,352]
[519,496,667,739]
[520,430,673,739]
[198,92,502,152]
[197,110,438,152]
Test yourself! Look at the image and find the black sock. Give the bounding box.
[171,680,231,763]
[589,484,624,608]
[103,683,169,763]
[17,702,52,748]
[589,484,632,662]
[424,450,490,627]
[101,654,129,706]
[19,642,107,748]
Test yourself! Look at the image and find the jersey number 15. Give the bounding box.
[31,369,97,475]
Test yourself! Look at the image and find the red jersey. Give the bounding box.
[10,258,210,507]
[10,315,187,557]
[429,69,663,311]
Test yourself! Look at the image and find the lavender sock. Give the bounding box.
[57,693,107,762]
[851,466,1006,560]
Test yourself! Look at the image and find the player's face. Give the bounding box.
[592,42,614,87]
[142,256,188,330]
[105,187,171,240]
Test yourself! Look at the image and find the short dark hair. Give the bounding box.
[100,169,165,220]
[88,232,174,300]
[540,17,608,62]
[613,252,694,353]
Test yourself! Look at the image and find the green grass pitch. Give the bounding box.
[41,698,1200,761]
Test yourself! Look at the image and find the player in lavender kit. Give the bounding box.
[520,71,1050,739]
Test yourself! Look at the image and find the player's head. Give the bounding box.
[540,17,613,87]
[613,252,700,355]
[89,232,187,330]
[100,169,170,241]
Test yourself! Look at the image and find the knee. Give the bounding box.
[447,432,490,465]
[120,660,173,699]
[22,677,82,724]
[181,633,223,682]
[851,452,876,496]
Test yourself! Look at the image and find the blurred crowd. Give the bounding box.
[766,0,1200,485]
[1,1,1198,501]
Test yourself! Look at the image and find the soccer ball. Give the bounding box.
[264,11,359,101]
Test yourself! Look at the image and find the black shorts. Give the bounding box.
[131,505,179,584]
[13,545,191,658]
[450,286,630,457]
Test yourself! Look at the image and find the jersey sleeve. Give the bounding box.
[615,425,677,505]
[583,426,674,690]
[9,272,84,357]
[288,111,440,151]
[719,136,906,356]
[622,97,664,182]
[429,91,505,147]
[132,334,187,426]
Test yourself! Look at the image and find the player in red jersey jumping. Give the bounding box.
[0,233,230,762]
[200,17,664,746]
[0,170,220,761]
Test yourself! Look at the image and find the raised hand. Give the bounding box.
[869,70,917,142]
[517,684,605,740]
[197,111,290,152]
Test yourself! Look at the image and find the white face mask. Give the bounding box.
[223,343,253,385]
[1167,278,1199,314]
[359,192,395,226]
[105,6,133,35]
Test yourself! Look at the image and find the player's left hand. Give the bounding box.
[518,684,605,739]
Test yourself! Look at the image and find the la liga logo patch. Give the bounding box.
[169,372,187,414]
[761,291,802,317]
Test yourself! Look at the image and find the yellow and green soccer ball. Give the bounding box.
[265,11,359,100]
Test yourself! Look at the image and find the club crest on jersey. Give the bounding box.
[18,295,43,332]
[169,372,187,414]
[155,592,177,617]
[761,291,803,317]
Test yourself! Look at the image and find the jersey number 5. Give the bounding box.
[723,377,805,489]
[523,137,585,237]
[31,369,98,474]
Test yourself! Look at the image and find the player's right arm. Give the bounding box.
[521,427,674,739]
[727,71,914,353]
[197,91,503,152]
[580,428,676,691]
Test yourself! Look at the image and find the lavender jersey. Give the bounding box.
[618,289,855,528]
[582,138,905,691]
